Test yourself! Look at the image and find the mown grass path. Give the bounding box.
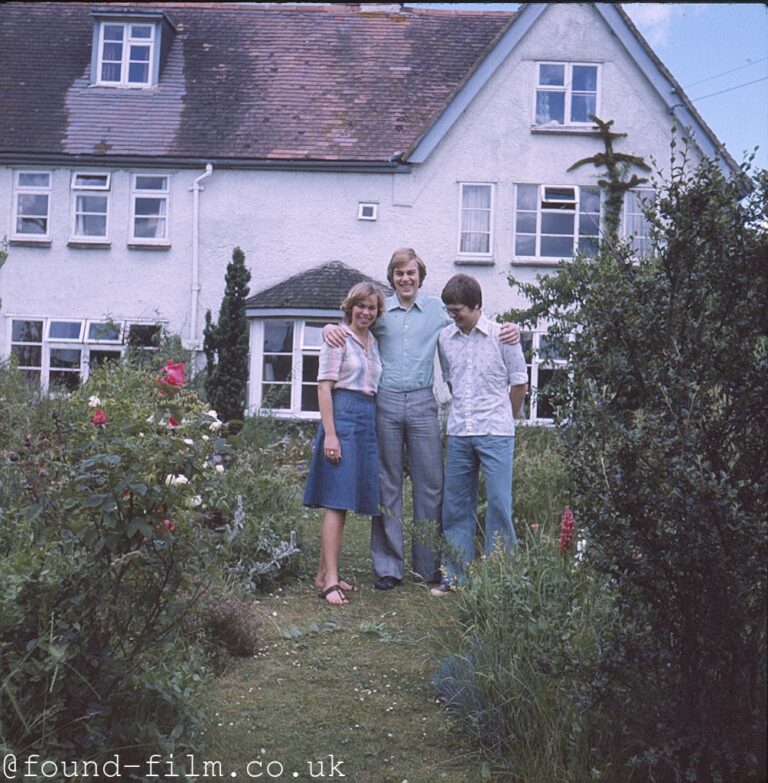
[202,514,481,783]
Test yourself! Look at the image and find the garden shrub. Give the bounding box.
[432,535,615,782]
[0,360,234,769]
[507,156,768,781]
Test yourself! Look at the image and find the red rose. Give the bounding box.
[155,518,175,534]
[91,408,108,426]
[157,360,186,395]
[168,416,180,428]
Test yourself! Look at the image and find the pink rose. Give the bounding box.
[155,518,175,534]
[91,408,108,426]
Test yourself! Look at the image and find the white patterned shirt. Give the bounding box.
[318,323,382,395]
[438,313,528,436]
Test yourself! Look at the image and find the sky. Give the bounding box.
[407,2,768,173]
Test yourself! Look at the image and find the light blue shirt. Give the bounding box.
[372,293,451,391]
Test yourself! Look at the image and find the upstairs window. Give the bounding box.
[97,22,156,86]
[514,184,601,260]
[71,172,111,241]
[130,174,169,244]
[12,171,51,240]
[458,183,494,258]
[535,63,599,126]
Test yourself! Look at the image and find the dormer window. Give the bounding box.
[98,22,155,86]
[91,9,174,88]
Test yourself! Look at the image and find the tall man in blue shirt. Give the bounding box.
[325,248,519,589]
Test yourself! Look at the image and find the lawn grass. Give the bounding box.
[201,502,484,783]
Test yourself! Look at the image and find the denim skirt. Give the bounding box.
[303,389,380,515]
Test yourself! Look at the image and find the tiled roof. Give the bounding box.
[246,260,391,311]
[0,2,513,163]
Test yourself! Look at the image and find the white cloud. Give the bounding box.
[623,3,706,48]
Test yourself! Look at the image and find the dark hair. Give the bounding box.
[387,247,427,288]
[441,274,482,310]
[340,282,386,323]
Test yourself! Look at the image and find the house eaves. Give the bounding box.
[406,3,742,183]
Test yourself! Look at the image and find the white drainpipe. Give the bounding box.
[188,162,213,348]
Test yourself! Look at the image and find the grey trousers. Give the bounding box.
[371,387,442,582]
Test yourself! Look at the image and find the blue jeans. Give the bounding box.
[441,434,517,585]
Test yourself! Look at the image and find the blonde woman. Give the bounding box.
[304,282,385,605]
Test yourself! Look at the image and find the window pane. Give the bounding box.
[49,371,81,392]
[579,213,600,236]
[17,216,47,235]
[128,323,161,347]
[462,184,491,209]
[263,355,292,383]
[12,320,43,342]
[104,24,124,41]
[135,197,164,216]
[302,354,319,382]
[128,62,149,83]
[135,175,167,190]
[515,234,536,256]
[131,25,152,38]
[18,172,50,187]
[517,185,538,211]
[12,345,42,366]
[50,348,82,369]
[535,368,566,419]
[49,321,82,339]
[129,45,150,62]
[264,321,293,353]
[18,193,48,216]
[460,233,490,254]
[542,213,574,235]
[539,63,564,86]
[572,65,597,91]
[301,384,319,412]
[134,217,166,238]
[516,212,536,234]
[571,94,596,123]
[74,174,109,188]
[535,91,564,125]
[102,42,123,61]
[89,349,122,368]
[303,322,327,348]
[101,62,122,82]
[581,187,601,212]
[77,195,108,213]
[578,237,599,257]
[261,384,291,409]
[88,322,122,341]
[77,214,107,236]
[541,235,574,257]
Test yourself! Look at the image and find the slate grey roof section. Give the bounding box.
[0,2,513,164]
[246,260,391,312]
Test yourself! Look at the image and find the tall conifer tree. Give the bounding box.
[203,246,251,424]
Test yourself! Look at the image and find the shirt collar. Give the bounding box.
[386,292,424,312]
[340,322,368,349]
[447,310,490,337]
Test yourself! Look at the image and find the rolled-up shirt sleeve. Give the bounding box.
[503,341,528,387]
[318,343,344,382]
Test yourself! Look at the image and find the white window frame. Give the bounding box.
[623,188,654,258]
[457,182,494,259]
[251,317,336,420]
[12,171,52,241]
[70,172,111,242]
[513,183,601,262]
[6,317,164,393]
[96,21,156,87]
[520,329,571,424]
[357,202,378,221]
[130,174,170,245]
[534,62,600,127]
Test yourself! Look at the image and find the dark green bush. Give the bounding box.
[508,157,768,781]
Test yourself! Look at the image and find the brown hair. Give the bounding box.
[386,247,427,288]
[441,273,482,310]
[340,282,386,323]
